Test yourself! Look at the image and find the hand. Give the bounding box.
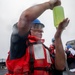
[55,18,70,38]
[57,18,70,31]
[49,0,61,10]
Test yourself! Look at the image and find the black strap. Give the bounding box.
[8,70,13,74]
[34,67,52,72]
[29,45,34,73]
[42,43,55,58]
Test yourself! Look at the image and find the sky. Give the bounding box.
[0,0,75,59]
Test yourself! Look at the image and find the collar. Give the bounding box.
[28,35,45,43]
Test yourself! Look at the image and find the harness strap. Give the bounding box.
[28,42,54,73]
[34,67,52,72]
[42,43,55,58]
[8,70,13,74]
[29,45,34,73]
[8,70,24,74]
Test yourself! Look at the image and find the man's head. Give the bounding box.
[30,19,44,38]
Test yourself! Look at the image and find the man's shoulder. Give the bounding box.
[12,22,18,35]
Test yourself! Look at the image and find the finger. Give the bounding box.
[63,18,70,27]
[50,0,60,4]
[58,18,69,29]
[50,0,56,4]
[63,18,68,22]
[67,20,70,26]
[67,18,70,24]
[61,18,69,24]
[54,0,61,6]
[65,18,70,25]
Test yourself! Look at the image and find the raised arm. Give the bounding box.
[54,18,70,70]
[17,0,61,35]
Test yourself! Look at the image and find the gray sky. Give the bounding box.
[0,0,75,59]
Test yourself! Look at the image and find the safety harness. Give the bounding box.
[28,41,54,74]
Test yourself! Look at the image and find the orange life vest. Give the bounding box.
[5,35,53,75]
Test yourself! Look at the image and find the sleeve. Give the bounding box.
[10,23,29,59]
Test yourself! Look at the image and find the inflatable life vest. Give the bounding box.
[5,35,53,75]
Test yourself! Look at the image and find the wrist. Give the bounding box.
[44,2,52,9]
[54,30,62,39]
[48,2,54,10]
[47,0,61,10]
